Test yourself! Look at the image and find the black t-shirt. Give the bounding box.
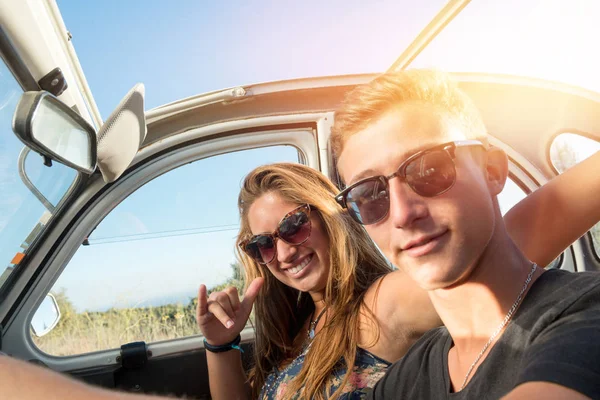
[368,269,600,399]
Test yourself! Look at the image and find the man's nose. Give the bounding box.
[387,178,429,229]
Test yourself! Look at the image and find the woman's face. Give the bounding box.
[247,192,331,295]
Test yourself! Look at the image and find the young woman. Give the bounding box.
[197,153,600,400]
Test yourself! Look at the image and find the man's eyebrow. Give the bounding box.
[345,141,442,186]
[346,169,380,186]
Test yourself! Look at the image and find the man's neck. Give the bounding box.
[430,224,543,353]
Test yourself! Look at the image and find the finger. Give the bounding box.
[207,299,236,329]
[197,285,208,318]
[225,287,241,312]
[240,277,264,314]
[212,292,237,319]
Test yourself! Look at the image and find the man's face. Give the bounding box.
[336,103,503,290]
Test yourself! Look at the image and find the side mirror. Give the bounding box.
[31,293,61,337]
[12,91,97,174]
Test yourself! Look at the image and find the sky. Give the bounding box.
[57,0,446,117]
[2,0,600,314]
[411,0,600,93]
[56,0,600,119]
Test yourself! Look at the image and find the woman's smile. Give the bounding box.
[281,253,314,277]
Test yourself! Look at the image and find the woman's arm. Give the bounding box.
[205,350,250,400]
[505,151,600,267]
[196,279,263,400]
[361,271,441,362]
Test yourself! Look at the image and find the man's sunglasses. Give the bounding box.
[335,140,485,225]
[239,204,312,264]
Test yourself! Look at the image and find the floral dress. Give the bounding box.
[259,346,390,399]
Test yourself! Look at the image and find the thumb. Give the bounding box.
[240,277,264,315]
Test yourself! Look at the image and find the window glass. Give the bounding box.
[498,178,526,216]
[550,133,600,255]
[0,59,77,293]
[33,145,300,356]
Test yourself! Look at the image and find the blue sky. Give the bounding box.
[58,0,445,117]
[2,0,600,313]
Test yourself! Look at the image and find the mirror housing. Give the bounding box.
[12,91,97,174]
[31,293,61,337]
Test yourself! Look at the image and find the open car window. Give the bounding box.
[33,145,300,356]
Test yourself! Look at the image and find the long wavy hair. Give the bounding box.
[236,163,392,400]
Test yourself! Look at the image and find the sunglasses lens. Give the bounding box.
[405,150,456,197]
[346,177,389,225]
[242,207,312,263]
[245,235,276,263]
[279,210,311,244]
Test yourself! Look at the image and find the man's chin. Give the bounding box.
[405,261,459,291]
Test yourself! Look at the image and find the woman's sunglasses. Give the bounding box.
[335,140,484,225]
[239,204,312,264]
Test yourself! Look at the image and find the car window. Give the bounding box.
[550,133,600,256]
[498,178,526,216]
[32,145,300,356]
[0,59,77,293]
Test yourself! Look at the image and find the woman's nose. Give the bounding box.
[276,238,299,263]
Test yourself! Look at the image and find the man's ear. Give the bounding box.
[484,147,508,195]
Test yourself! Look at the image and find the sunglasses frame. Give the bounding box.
[239,204,312,264]
[335,140,485,225]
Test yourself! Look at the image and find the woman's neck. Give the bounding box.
[309,290,326,311]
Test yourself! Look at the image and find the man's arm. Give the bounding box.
[0,355,172,400]
[505,150,600,267]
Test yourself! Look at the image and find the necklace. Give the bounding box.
[458,263,537,391]
[307,306,328,340]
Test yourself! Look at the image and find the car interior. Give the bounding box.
[0,0,599,398]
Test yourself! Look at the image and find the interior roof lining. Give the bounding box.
[146,75,600,180]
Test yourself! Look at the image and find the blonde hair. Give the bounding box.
[331,69,488,158]
[236,163,392,400]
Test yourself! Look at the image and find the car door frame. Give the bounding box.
[1,109,328,397]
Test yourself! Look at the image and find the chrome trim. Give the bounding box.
[18,147,55,212]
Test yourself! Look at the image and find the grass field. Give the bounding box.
[34,265,245,356]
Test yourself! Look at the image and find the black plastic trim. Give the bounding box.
[120,341,148,370]
[0,26,39,90]
[38,67,68,96]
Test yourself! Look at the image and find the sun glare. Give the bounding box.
[411,0,600,94]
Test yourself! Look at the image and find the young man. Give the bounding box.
[331,69,600,399]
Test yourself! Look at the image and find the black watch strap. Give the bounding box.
[203,334,243,353]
